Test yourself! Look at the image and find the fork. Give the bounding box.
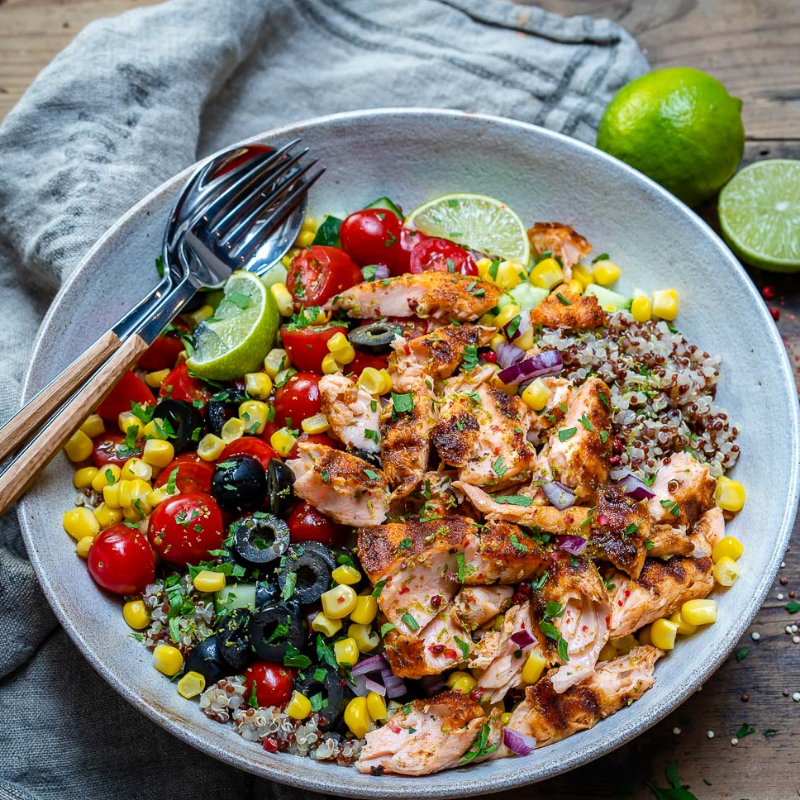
[0,144,323,517]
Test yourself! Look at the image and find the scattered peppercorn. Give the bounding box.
[741,693,749,702]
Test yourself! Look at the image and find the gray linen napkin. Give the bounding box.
[0,1,646,798]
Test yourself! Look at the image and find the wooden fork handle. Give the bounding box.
[0,330,124,464]
[0,333,150,519]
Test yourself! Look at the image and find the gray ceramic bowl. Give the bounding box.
[18,109,800,798]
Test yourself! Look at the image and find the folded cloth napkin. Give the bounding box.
[0,1,646,798]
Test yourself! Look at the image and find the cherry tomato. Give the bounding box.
[160,363,211,407]
[148,493,224,566]
[392,228,428,276]
[92,433,143,468]
[138,331,186,372]
[344,352,389,379]
[219,438,280,471]
[287,502,343,546]
[286,246,362,308]
[96,372,155,422]
[409,237,477,276]
[339,209,403,269]
[87,523,155,595]
[387,315,429,340]
[154,453,214,494]
[243,660,295,708]
[280,324,348,373]
[214,144,272,177]
[281,431,341,460]
[273,372,322,429]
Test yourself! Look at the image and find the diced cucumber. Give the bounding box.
[584,283,633,311]
[510,283,550,310]
[313,214,343,247]
[260,263,288,288]
[214,583,256,613]
[495,293,515,311]
[364,197,403,218]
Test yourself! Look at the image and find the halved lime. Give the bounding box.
[405,193,531,264]
[187,271,278,380]
[718,160,800,273]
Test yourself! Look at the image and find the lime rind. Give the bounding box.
[405,193,531,264]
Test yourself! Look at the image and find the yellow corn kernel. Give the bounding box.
[94,502,123,529]
[332,564,362,585]
[638,625,652,646]
[489,333,506,353]
[448,672,477,693]
[445,671,472,689]
[142,439,175,469]
[146,487,173,508]
[500,712,512,725]
[118,411,141,436]
[122,504,147,523]
[321,584,358,619]
[530,257,564,290]
[521,653,547,684]
[377,369,393,395]
[301,216,317,232]
[572,263,594,289]
[177,671,206,699]
[478,313,496,327]
[92,464,121,492]
[286,690,312,720]
[193,570,227,593]
[73,467,99,490]
[327,332,356,365]
[516,326,535,351]
[121,457,153,482]
[598,642,618,662]
[669,610,697,636]
[357,367,384,395]
[118,478,152,509]
[185,304,214,328]
[264,348,289,378]
[295,229,316,248]
[612,634,637,655]
[592,260,621,285]
[80,413,105,439]
[145,368,171,389]
[334,637,360,668]
[123,600,151,630]
[630,295,652,322]
[494,303,521,330]
[281,255,291,269]
[652,288,678,321]
[272,283,297,318]
[712,536,744,563]
[64,430,93,462]
[714,556,741,587]
[489,260,526,290]
[366,691,387,721]
[239,400,269,435]
[221,417,245,444]
[302,413,330,434]
[197,433,225,461]
[245,371,273,400]
[650,618,679,650]
[349,623,380,653]
[270,427,298,458]
[141,419,165,440]
[102,483,122,508]
[681,599,717,626]
[566,278,584,295]
[153,644,184,677]
[491,371,518,396]
[715,476,746,512]
[321,353,342,375]
[344,697,372,738]
[75,535,95,558]
[311,611,342,638]
[63,508,100,540]
[521,378,550,412]
[475,257,493,280]
[350,595,378,625]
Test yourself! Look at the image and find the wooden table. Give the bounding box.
[1,1,799,798]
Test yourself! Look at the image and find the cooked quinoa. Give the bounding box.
[141,575,216,653]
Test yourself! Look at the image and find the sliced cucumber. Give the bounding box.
[260,263,288,289]
[364,197,403,218]
[313,214,343,247]
[584,283,633,311]
[510,283,549,310]
[214,583,256,613]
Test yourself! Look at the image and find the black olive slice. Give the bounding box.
[212,455,268,514]
[348,448,382,470]
[347,322,402,355]
[294,666,351,731]
[216,608,253,672]
[248,602,307,661]
[231,513,290,566]
[267,459,295,516]
[184,635,227,683]
[277,543,335,606]
[151,399,203,453]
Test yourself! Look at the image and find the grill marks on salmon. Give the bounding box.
[529,284,608,330]
[454,585,513,630]
[589,484,650,580]
[326,273,502,322]
[648,452,716,527]
[318,374,381,453]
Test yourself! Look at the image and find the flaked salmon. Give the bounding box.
[648,452,716,527]
[319,373,381,453]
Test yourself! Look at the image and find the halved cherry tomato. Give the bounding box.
[339,209,403,269]
[87,523,155,595]
[272,372,322,429]
[92,433,143,468]
[280,324,347,373]
[243,660,295,708]
[287,502,343,546]
[96,372,155,422]
[387,315,428,340]
[409,237,477,276]
[219,438,280,471]
[148,493,224,566]
[160,363,211,407]
[154,453,214,494]
[344,352,389,379]
[138,331,186,372]
[392,228,428,276]
[286,246,362,308]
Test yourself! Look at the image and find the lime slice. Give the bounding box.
[187,271,279,380]
[405,193,530,264]
[718,160,800,273]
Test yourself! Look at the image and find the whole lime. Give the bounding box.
[597,68,744,207]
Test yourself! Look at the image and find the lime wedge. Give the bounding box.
[187,271,278,380]
[405,193,531,264]
[718,160,800,273]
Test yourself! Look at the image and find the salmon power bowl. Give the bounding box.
[19,111,799,798]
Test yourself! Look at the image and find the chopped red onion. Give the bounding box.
[349,673,370,697]
[420,675,446,696]
[351,653,388,676]
[503,312,530,343]
[385,679,408,699]
[541,480,576,510]
[363,264,390,280]
[495,342,526,370]
[555,534,588,555]
[364,677,386,696]
[510,629,535,649]
[610,469,655,501]
[497,349,563,386]
[503,727,537,756]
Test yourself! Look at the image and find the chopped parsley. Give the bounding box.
[578,414,594,432]
[785,600,800,614]
[401,613,420,631]
[599,430,609,443]
[592,253,610,263]
[281,571,297,601]
[283,643,311,668]
[660,499,681,517]
[558,427,577,442]
[130,401,154,424]
[735,647,749,662]
[556,292,572,306]
[461,345,479,372]
[453,635,471,660]
[496,495,533,507]
[364,428,379,443]
[380,622,396,637]
[315,635,338,671]
[228,291,251,310]
[644,538,654,550]
[492,456,507,478]
[510,534,529,552]
[392,392,414,414]
[155,255,165,278]
[363,468,380,480]
[371,578,388,597]
[398,537,412,549]
[459,723,498,764]
[735,723,755,740]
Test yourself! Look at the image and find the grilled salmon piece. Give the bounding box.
[608,556,714,637]
[319,373,381,453]
[589,484,650,579]
[529,284,608,330]
[356,691,486,776]
[528,221,592,274]
[535,377,576,434]
[288,443,390,527]
[462,520,549,585]
[388,324,495,392]
[415,471,462,518]
[326,273,502,322]
[454,585,513,630]
[504,645,661,749]
[648,523,694,559]
[647,452,716,527]
[380,375,436,499]
[689,507,726,557]
[539,377,612,501]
